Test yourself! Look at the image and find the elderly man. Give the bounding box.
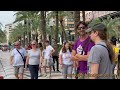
[10,41,27,79]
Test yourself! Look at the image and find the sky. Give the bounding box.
[0,11,16,30]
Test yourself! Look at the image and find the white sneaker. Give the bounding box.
[46,74,51,79]
[43,73,47,77]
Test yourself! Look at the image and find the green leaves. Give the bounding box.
[0,29,6,43]
[88,16,120,39]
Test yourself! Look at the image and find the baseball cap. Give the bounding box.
[86,23,107,33]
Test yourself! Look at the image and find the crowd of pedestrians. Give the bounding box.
[9,21,120,79]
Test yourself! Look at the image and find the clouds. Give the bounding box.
[0,11,16,29]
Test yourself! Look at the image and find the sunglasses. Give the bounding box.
[15,45,19,46]
[77,26,86,30]
[32,44,36,45]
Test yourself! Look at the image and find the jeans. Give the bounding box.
[29,65,39,79]
[52,56,59,71]
[62,64,73,79]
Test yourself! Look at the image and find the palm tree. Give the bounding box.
[40,11,46,48]
[9,23,26,44]
[54,11,59,54]
[0,29,6,43]
[14,11,40,45]
[0,22,6,43]
[74,11,80,38]
[88,16,120,39]
[47,11,73,43]
[82,11,85,22]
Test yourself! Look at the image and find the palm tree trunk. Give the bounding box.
[82,11,85,22]
[40,11,46,48]
[23,32,25,47]
[74,11,80,39]
[54,11,59,54]
[60,20,67,42]
[28,31,31,43]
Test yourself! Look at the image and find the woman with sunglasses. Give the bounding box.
[25,40,41,79]
[71,21,94,79]
[59,41,73,79]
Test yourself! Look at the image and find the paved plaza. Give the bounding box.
[0,50,64,79]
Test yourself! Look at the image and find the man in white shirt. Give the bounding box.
[10,41,27,79]
[43,40,55,78]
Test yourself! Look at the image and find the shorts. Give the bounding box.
[14,65,24,75]
[43,59,51,67]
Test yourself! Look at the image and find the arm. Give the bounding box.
[75,42,94,61]
[49,46,55,56]
[71,50,79,61]
[75,52,90,61]
[40,51,43,65]
[10,50,14,65]
[51,48,55,55]
[25,54,29,67]
[71,50,79,68]
[59,54,62,65]
[10,56,13,65]
[89,63,99,79]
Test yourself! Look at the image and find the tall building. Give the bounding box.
[84,11,117,21]
[4,23,14,44]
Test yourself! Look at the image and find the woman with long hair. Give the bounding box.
[59,41,73,79]
[25,40,41,79]
[87,23,115,79]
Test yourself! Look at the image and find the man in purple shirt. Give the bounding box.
[72,21,94,79]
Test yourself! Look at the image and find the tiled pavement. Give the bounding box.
[0,50,63,79]
[0,50,118,79]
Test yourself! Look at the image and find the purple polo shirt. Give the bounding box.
[73,36,94,74]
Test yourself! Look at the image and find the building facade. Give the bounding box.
[4,23,14,44]
[65,11,118,39]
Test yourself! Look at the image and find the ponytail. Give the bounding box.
[97,30,115,64]
[105,40,115,64]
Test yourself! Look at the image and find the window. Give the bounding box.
[68,24,74,28]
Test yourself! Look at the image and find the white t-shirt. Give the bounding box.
[11,47,27,66]
[44,45,53,60]
[59,49,73,65]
